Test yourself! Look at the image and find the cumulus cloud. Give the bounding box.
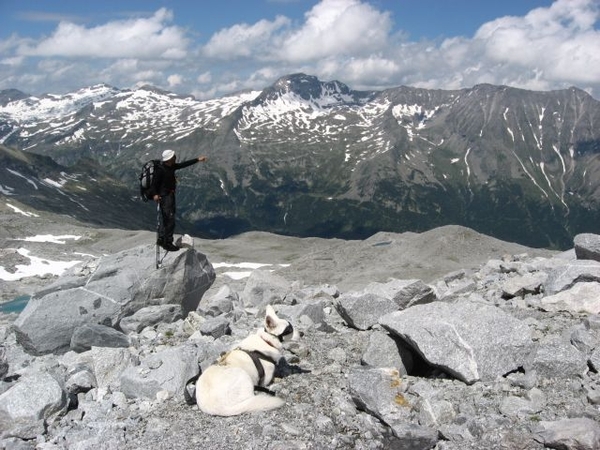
[19,8,189,59]
[280,0,393,62]
[203,16,290,59]
[1,0,599,99]
[197,71,212,84]
[167,74,183,87]
[474,0,600,84]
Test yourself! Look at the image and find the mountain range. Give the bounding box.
[1,73,600,249]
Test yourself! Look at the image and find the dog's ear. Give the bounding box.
[265,305,277,330]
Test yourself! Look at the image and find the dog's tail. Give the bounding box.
[200,393,285,416]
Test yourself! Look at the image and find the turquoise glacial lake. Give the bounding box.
[0,295,30,314]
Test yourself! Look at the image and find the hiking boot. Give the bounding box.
[156,238,165,246]
[163,242,180,252]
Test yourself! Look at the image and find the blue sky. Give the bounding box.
[0,0,599,99]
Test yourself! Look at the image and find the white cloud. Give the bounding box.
[197,71,212,84]
[1,0,599,99]
[280,0,393,62]
[474,0,600,85]
[203,16,290,59]
[167,74,183,87]
[0,56,25,67]
[19,8,189,60]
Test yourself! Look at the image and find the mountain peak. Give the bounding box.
[253,73,372,108]
[0,89,29,107]
[1,75,600,249]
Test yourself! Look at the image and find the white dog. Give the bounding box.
[195,305,296,416]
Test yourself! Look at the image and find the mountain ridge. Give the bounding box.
[1,74,599,248]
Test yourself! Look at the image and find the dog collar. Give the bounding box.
[265,322,294,342]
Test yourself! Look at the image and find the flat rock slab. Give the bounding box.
[379,301,534,384]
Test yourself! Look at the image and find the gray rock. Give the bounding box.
[0,417,46,441]
[120,344,200,400]
[181,311,206,336]
[584,314,600,331]
[387,422,440,450]
[506,370,538,390]
[3,226,600,450]
[527,336,588,379]
[347,366,438,448]
[277,299,329,330]
[125,247,216,316]
[500,272,546,299]
[543,260,600,295]
[198,285,238,317]
[241,270,291,307]
[70,323,131,352]
[91,347,136,395]
[0,372,67,425]
[540,282,600,314]
[347,365,412,422]
[0,347,7,380]
[119,304,183,334]
[361,331,414,375]
[199,316,231,339]
[574,233,600,262]
[379,301,534,384]
[534,417,600,450]
[335,293,397,330]
[590,348,600,372]
[570,325,598,355]
[12,246,214,355]
[65,367,97,394]
[499,388,545,418]
[363,279,436,309]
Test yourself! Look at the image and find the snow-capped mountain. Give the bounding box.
[1,73,599,249]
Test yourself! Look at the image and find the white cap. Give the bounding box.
[162,149,175,161]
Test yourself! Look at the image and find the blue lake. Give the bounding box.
[0,295,30,314]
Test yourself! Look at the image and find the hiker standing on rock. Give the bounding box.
[149,149,207,252]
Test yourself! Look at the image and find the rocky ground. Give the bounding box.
[0,199,555,302]
[3,203,600,449]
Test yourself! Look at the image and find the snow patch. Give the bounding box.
[15,234,82,244]
[0,248,81,281]
[7,203,39,217]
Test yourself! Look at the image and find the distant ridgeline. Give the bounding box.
[1,74,600,249]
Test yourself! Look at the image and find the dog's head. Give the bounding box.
[264,305,297,343]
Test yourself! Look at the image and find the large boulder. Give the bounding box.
[70,323,131,353]
[0,372,67,430]
[574,233,600,262]
[241,270,291,308]
[12,245,215,355]
[119,304,183,334]
[543,260,600,295]
[361,331,414,375]
[379,301,534,384]
[539,282,600,314]
[335,293,397,330]
[363,279,436,309]
[348,366,439,448]
[534,418,600,450]
[120,344,200,400]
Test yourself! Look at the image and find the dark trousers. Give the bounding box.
[159,192,176,243]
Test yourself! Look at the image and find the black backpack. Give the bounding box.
[138,159,160,201]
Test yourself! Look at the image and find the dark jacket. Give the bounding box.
[149,158,199,197]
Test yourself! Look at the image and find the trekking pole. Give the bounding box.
[156,203,161,269]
